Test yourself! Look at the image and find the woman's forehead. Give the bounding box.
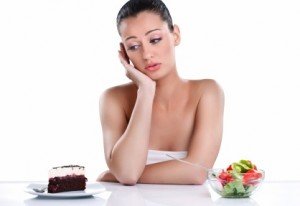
[119,11,168,38]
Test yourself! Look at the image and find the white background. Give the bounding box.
[1,0,300,181]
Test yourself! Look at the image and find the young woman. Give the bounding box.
[97,0,224,185]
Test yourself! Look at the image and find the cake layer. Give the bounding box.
[49,165,85,178]
[48,174,87,193]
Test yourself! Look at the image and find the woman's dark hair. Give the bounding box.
[117,0,174,35]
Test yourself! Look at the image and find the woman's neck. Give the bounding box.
[154,69,186,109]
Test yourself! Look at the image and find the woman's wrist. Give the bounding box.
[138,83,156,97]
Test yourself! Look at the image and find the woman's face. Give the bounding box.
[119,11,180,80]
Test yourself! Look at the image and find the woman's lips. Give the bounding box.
[145,63,161,71]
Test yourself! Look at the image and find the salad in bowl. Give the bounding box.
[208,160,265,198]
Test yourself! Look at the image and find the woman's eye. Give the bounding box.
[128,45,140,51]
[150,38,162,44]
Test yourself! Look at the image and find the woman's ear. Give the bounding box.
[172,24,181,46]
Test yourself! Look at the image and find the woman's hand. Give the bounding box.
[119,43,156,91]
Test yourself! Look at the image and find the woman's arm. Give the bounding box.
[100,86,155,185]
[138,159,206,184]
[97,159,204,184]
[100,47,156,185]
[186,79,224,171]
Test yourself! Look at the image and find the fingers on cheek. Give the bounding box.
[120,58,127,67]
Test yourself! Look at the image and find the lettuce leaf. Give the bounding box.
[223,180,245,196]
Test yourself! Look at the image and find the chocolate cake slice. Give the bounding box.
[48,165,87,193]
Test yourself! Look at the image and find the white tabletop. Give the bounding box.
[1,181,300,206]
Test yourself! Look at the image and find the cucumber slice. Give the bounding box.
[240,160,254,169]
[237,162,251,172]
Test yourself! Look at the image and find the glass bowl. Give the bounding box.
[207,168,265,198]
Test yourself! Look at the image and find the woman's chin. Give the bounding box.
[148,70,171,81]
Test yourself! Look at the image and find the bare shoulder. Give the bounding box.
[99,82,137,119]
[100,82,137,103]
[189,79,224,101]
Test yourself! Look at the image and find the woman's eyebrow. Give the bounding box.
[145,28,161,35]
[125,29,161,41]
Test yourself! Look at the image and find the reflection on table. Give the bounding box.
[1,181,300,206]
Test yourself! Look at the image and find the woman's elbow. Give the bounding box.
[117,175,138,186]
[115,170,141,185]
[193,178,206,185]
[192,174,207,185]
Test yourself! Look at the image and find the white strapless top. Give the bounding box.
[146,149,188,165]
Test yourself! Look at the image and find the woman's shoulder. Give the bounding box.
[100,82,137,106]
[102,82,136,96]
[188,79,224,98]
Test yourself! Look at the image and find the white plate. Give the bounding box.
[25,183,106,198]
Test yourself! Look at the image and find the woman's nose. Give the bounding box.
[142,44,153,60]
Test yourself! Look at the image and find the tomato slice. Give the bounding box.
[219,170,234,185]
[243,170,262,185]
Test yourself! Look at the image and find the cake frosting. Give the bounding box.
[49,165,85,178]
